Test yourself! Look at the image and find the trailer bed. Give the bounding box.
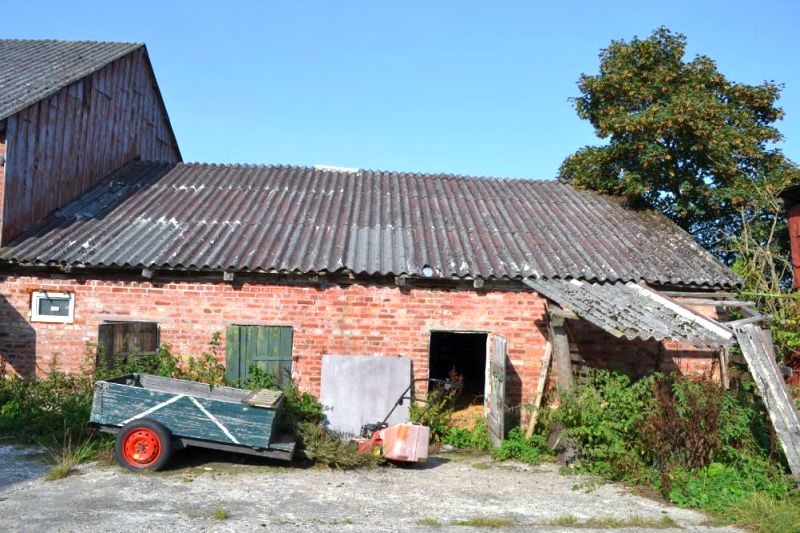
[90,374,295,461]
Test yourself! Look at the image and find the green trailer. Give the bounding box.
[90,373,295,471]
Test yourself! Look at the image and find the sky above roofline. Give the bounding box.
[2,0,798,180]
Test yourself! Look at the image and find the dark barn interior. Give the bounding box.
[429,331,488,402]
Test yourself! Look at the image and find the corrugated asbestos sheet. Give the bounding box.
[523,278,734,346]
[0,39,141,120]
[0,161,740,288]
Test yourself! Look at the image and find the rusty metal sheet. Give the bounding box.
[0,161,740,288]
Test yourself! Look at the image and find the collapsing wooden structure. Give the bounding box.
[520,277,800,483]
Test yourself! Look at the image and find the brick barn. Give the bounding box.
[0,40,740,439]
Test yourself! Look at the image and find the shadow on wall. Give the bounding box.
[533,316,718,384]
[567,319,718,380]
[0,291,36,377]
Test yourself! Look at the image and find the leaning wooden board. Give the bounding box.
[90,374,294,459]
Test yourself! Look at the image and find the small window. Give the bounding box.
[31,291,75,323]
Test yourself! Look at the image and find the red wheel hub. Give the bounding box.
[122,428,162,467]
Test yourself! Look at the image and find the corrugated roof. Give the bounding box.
[523,278,734,346]
[0,39,142,121]
[0,161,740,287]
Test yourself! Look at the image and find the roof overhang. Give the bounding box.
[522,278,735,347]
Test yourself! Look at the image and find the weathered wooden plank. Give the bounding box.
[488,334,507,448]
[1,49,180,244]
[734,324,800,482]
[226,325,241,385]
[526,341,552,438]
[245,325,258,377]
[279,327,293,385]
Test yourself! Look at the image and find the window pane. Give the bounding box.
[38,297,70,317]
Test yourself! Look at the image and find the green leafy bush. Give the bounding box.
[490,427,550,464]
[554,369,797,528]
[554,370,655,480]
[242,365,281,391]
[0,370,94,446]
[442,418,490,450]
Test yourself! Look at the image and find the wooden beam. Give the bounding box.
[223,271,235,282]
[526,342,552,438]
[675,299,756,307]
[725,316,766,328]
[549,315,574,392]
[660,290,737,299]
[734,324,800,483]
[141,268,154,279]
[550,306,578,320]
[473,278,485,289]
[719,347,730,390]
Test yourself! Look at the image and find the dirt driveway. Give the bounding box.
[0,443,740,532]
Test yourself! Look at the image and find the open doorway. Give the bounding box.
[429,331,488,421]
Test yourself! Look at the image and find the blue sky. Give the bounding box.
[5,1,800,179]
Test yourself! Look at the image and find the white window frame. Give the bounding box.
[31,291,75,324]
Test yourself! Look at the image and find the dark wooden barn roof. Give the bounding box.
[0,161,740,288]
[0,39,145,121]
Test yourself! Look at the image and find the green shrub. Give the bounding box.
[0,371,94,446]
[553,369,796,529]
[490,427,550,464]
[242,364,281,391]
[555,370,655,479]
[442,418,490,450]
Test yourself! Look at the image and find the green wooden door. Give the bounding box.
[226,325,293,387]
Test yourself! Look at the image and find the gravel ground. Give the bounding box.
[0,443,741,532]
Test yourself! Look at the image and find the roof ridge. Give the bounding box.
[0,38,143,47]
[175,161,558,185]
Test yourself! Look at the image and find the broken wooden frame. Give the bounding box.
[521,278,800,483]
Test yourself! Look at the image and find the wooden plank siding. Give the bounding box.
[1,47,180,244]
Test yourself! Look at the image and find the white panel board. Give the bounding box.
[320,355,412,437]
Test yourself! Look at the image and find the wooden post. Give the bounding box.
[719,347,730,390]
[550,316,574,392]
[525,341,552,438]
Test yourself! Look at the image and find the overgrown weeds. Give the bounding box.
[730,491,800,533]
[409,371,464,441]
[211,508,229,520]
[454,516,515,528]
[490,427,550,464]
[554,369,798,530]
[44,431,97,481]
[442,418,490,450]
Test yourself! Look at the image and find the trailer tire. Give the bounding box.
[115,419,172,472]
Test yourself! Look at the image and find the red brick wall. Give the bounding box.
[0,272,719,410]
[0,274,551,406]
